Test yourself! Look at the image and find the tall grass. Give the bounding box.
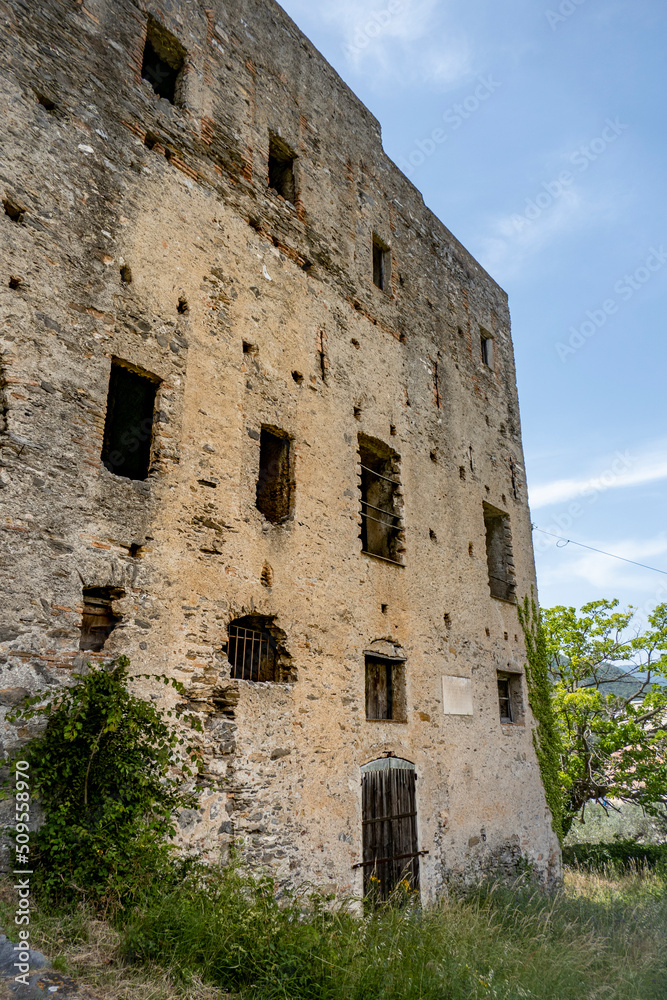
[119,863,667,1000]
[2,865,666,1000]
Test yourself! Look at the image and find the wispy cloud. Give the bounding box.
[285,0,472,89]
[538,534,667,594]
[530,449,667,509]
[478,188,584,280]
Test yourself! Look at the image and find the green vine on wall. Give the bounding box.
[517,593,564,845]
[2,656,203,913]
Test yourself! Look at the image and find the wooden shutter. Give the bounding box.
[362,764,419,898]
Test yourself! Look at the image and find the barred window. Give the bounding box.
[226,616,294,683]
[358,435,403,564]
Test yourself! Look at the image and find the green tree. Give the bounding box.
[4,656,202,912]
[543,600,667,836]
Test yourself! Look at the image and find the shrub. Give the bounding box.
[3,656,201,913]
[563,840,667,872]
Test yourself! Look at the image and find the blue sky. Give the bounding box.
[278,0,667,620]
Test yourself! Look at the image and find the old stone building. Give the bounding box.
[0,0,560,895]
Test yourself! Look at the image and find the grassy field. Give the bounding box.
[1,864,666,1000]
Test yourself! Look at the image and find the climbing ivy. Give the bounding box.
[517,593,564,845]
[3,656,203,913]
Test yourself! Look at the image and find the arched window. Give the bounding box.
[360,758,420,898]
[226,615,294,683]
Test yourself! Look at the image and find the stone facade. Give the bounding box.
[0,0,561,895]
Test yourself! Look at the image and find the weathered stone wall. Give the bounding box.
[0,0,561,894]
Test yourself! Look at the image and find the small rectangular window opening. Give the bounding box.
[365,654,406,721]
[483,503,516,602]
[79,587,124,652]
[101,360,159,481]
[358,434,403,564]
[372,234,390,291]
[497,677,512,722]
[142,16,186,104]
[481,330,493,368]
[268,133,297,204]
[497,672,523,724]
[256,426,294,523]
[228,622,277,682]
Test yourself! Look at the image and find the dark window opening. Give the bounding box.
[497,677,512,722]
[141,17,186,104]
[372,234,390,291]
[481,330,493,367]
[361,759,420,899]
[101,361,159,481]
[79,586,124,652]
[227,615,293,682]
[177,296,188,314]
[268,133,297,204]
[256,426,294,524]
[120,265,132,284]
[483,503,516,602]
[365,655,405,721]
[144,131,159,150]
[497,672,523,724]
[3,199,25,224]
[9,276,21,290]
[359,435,403,564]
[292,370,304,384]
[35,92,56,112]
[243,340,258,355]
[316,330,328,383]
[432,356,441,408]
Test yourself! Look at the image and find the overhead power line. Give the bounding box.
[531,525,667,578]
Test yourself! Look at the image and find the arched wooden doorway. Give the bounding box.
[360,758,420,898]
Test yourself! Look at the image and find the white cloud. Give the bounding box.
[282,0,472,89]
[536,534,667,597]
[477,187,585,281]
[530,449,667,509]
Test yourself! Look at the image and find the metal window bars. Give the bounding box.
[228,623,276,682]
[359,464,403,529]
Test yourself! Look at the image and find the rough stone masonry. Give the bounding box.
[0,0,561,897]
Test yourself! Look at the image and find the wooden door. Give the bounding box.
[361,760,419,898]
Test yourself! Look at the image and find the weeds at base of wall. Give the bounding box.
[518,593,565,846]
[1,863,666,1000]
